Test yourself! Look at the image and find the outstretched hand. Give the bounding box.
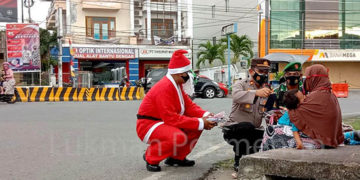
[203,117,217,130]
[256,87,272,97]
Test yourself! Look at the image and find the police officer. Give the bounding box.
[222,58,271,172]
[274,62,303,108]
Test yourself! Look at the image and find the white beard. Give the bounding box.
[182,72,195,96]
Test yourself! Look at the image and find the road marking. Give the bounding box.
[143,171,168,180]
[142,142,227,180]
[343,112,360,118]
[189,142,227,159]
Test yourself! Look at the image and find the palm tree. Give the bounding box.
[40,28,58,71]
[196,41,225,69]
[221,34,254,65]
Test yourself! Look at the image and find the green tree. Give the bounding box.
[221,34,254,65]
[40,28,58,71]
[196,41,225,69]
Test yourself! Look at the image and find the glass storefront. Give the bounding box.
[340,0,360,49]
[79,60,126,86]
[270,0,302,49]
[270,0,360,49]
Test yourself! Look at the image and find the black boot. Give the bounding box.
[143,154,161,172]
[234,155,240,172]
[164,158,195,167]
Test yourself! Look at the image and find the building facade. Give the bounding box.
[258,0,360,88]
[47,0,193,87]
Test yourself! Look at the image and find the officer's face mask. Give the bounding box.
[286,76,300,86]
[252,70,268,86]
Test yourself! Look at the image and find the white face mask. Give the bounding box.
[182,72,195,96]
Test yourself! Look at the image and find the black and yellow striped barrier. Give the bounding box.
[15,87,29,102]
[120,87,144,101]
[77,88,120,101]
[15,86,144,102]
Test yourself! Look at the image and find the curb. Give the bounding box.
[15,87,144,102]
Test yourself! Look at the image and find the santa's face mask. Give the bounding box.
[182,72,195,96]
[181,73,190,82]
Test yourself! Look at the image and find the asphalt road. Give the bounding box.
[0,92,359,180]
[0,98,234,180]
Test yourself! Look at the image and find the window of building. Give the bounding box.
[212,5,215,18]
[225,0,229,12]
[304,0,339,49]
[270,0,302,49]
[340,0,360,49]
[151,0,173,2]
[86,17,115,40]
[270,0,360,49]
[151,19,174,38]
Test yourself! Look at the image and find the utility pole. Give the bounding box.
[21,0,24,23]
[191,39,194,69]
[221,23,237,88]
[24,0,34,23]
[57,8,63,87]
[265,0,269,55]
[227,34,231,88]
[3,32,7,64]
[66,0,71,34]
[258,11,262,57]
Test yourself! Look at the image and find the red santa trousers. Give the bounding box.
[144,124,202,165]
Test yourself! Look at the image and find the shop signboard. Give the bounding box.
[139,48,191,59]
[0,0,17,22]
[73,47,136,59]
[6,24,41,72]
[312,49,360,61]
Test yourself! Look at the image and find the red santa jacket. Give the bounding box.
[136,74,208,143]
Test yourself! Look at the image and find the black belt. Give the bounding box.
[137,114,161,121]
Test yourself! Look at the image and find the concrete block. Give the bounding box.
[238,146,360,180]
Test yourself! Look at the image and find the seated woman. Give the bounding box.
[289,64,344,148]
[262,64,344,150]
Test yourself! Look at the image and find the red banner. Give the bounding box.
[6,24,41,72]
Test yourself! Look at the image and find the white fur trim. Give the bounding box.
[166,73,185,115]
[168,64,192,74]
[203,112,210,117]
[143,122,164,144]
[198,118,204,130]
[183,72,195,96]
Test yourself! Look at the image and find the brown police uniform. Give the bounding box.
[225,78,268,127]
[222,58,271,171]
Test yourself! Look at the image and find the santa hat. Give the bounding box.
[168,49,192,74]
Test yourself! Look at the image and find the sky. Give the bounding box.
[0,0,51,29]
[24,0,51,28]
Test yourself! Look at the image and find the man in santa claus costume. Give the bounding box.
[136,49,217,172]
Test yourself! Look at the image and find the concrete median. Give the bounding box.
[14,87,144,102]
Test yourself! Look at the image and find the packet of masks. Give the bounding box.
[207,111,228,123]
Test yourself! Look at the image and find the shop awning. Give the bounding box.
[264,53,309,64]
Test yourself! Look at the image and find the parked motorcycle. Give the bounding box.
[0,90,17,104]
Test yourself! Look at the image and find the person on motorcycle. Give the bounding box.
[0,70,4,94]
[2,62,16,95]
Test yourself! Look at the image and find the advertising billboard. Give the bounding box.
[73,47,136,59]
[0,0,18,22]
[6,24,41,72]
